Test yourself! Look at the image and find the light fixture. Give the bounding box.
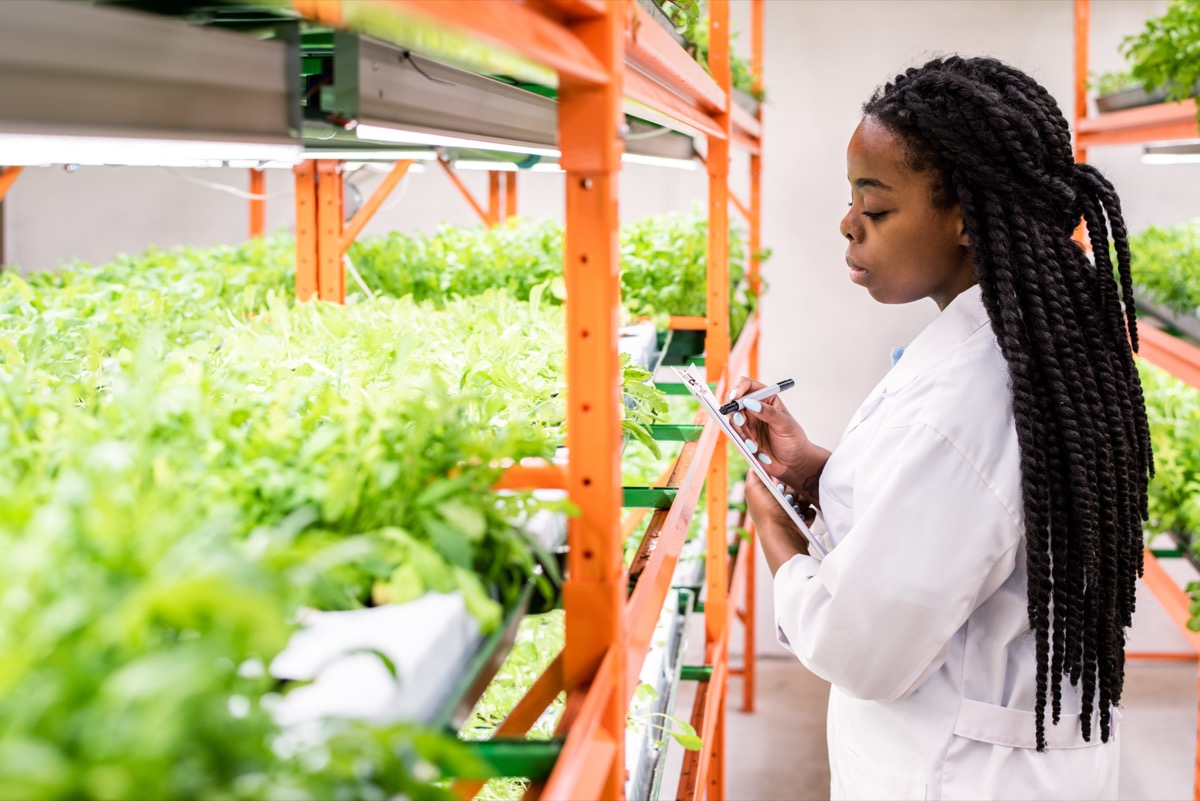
[0,133,302,168]
[621,152,699,171]
[450,160,564,173]
[303,148,440,162]
[355,123,560,159]
[1142,140,1200,165]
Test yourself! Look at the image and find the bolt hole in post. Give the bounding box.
[581,329,590,339]
[580,178,593,190]
[583,549,594,560]
[582,403,591,412]
[583,478,592,487]
[581,254,589,264]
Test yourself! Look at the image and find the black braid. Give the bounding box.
[863,56,1151,751]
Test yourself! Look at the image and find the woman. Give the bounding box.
[733,56,1151,800]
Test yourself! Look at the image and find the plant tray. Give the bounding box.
[1095,85,1173,113]
[624,588,693,801]
[1135,295,1200,344]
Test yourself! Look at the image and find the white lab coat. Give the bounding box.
[774,284,1119,800]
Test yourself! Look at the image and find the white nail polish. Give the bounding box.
[785,494,793,503]
[744,398,762,413]
[758,453,772,465]
[746,440,758,453]
[733,411,745,426]
[776,482,785,491]
[726,389,737,402]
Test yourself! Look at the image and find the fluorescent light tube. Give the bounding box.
[303,149,440,162]
[1142,140,1200,165]
[450,161,564,173]
[0,133,301,167]
[355,123,560,158]
[621,152,699,170]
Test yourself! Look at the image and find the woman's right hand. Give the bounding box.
[726,376,830,507]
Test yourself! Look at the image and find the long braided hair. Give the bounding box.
[863,56,1152,750]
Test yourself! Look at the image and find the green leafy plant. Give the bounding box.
[1127,219,1200,316]
[1089,69,1138,96]
[1121,0,1200,119]
[657,0,764,101]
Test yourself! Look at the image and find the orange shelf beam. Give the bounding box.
[543,651,620,800]
[524,0,606,22]
[340,160,413,252]
[731,103,762,142]
[624,2,726,114]
[1077,99,1199,148]
[293,161,319,302]
[1138,321,1200,391]
[383,0,609,86]
[625,69,727,141]
[669,315,709,331]
[493,461,568,491]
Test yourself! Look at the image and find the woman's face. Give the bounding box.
[839,116,975,310]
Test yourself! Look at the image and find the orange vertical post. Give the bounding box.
[741,0,764,715]
[553,1,626,799]
[488,171,502,227]
[505,170,518,221]
[0,166,23,203]
[315,159,346,303]
[294,161,318,301]
[706,2,733,799]
[1074,0,1090,166]
[249,168,266,239]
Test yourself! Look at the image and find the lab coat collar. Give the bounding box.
[883,283,990,395]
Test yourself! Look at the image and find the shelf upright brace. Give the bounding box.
[742,0,765,716]
[249,168,266,239]
[437,157,494,227]
[0,166,24,204]
[488,171,502,227]
[294,160,319,301]
[315,159,346,303]
[1072,0,1090,247]
[704,2,733,799]
[546,0,626,798]
[505,171,518,221]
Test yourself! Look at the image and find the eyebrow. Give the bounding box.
[853,177,894,192]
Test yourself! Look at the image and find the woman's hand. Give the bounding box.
[744,471,814,576]
[726,376,831,507]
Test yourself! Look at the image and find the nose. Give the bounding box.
[839,208,859,242]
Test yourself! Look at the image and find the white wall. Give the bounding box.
[4,0,1198,656]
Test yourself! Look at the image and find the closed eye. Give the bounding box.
[862,210,888,220]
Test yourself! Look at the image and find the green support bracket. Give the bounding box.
[459,739,563,780]
[647,424,703,442]
[659,381,716,396]
[680,664,713,682]
[1151,548,1186,559]
[623,486,678,509]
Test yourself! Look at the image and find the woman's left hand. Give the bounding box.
[745,471,814,576]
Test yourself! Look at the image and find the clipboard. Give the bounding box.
[672,366,828,559]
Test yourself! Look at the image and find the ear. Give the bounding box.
[954,208,970,248]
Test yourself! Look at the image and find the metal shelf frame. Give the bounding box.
[1074,3,1200,799]
[284,2,766,798]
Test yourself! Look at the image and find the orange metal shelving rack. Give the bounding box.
[1074,2,1200,798]
[287,1,766,799]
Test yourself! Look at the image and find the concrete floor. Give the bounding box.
[662,656,1197,800]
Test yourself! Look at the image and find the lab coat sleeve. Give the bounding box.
[773,422,1021,702]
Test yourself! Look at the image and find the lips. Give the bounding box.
[846,257,869,283]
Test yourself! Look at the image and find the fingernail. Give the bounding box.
[725,389,737,402]
[733,412,745,426]
[744,399,763,413]
[776,482,785,491]
[793,505,802,513]
[746,440,758,453]
[785,494,793,503]
[758,453,772,465]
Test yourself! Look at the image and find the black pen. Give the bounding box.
[719,379,795,415]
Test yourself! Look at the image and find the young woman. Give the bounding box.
[732,56,1151,800]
